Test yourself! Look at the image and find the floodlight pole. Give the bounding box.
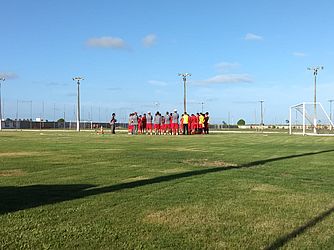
[73,77,84,132]
[0,77,5,131]
[329,100,334,121]
[329,99,334,130]
[259,100,264,125]
[178,73,191,113]
[308,66,323,133]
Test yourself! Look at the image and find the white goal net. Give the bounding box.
[289,102,334,136]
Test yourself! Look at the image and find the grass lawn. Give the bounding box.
[0,131,334,249]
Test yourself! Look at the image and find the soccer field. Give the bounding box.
[0,131,333,249]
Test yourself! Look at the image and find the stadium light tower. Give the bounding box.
[0,77,5,131]
[73,77,84,132]
[329,100,334,121]
[307,66,323,133]
[329,99,334,130]
[178,73,191,113]
[259,100,264,125]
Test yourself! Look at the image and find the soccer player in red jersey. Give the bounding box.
[128,113,133,134]
[141,114,147,134]
[161,115,166,134]
[138,115,142,134]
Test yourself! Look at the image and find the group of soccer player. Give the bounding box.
[127,109,209,135]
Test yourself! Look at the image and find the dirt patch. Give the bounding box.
[144,205,218,228]
[158,168,188,174]
[183,159,237,168]
[0,169,26,177]
[0,152,47,157]
[122,176,149,182]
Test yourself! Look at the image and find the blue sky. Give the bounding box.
[1,0,334,124]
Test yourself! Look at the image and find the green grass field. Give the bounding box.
[1,131,334,249]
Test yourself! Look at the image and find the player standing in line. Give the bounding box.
[190,114,196,134]
[154,111,162,135]
[180,114,184,135]
[171,109,179,135]
[164,111,170,135]
[141,113,147,134]
[199,113,205,134]
[195,113,200,134]
[138,115,142,134]
[146,112,153,135]
[161,115,165,135]
[188,113,192,135]
[128,113,133,135]
[182,112,189,135]
[132,112,138,135]
[110,113,117,134]
[204,112,210,134]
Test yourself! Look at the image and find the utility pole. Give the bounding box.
[53,103,56,129]
[307,66,323,133]
[73,77,84,132]
[178,73,191,113]
[30,101,32,129]
[0,77,5,131]
[201,102,204,113]
[16,99,19,129]
[64,104,66,129]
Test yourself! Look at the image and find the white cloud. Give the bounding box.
[148,80,167,86]
[292,52,307,57]
[86,36,127,49]
[0,72,18,80]
[244,33,263,41]
[142,34,157,47]
[215,62,240,72]
[198,74,253,85]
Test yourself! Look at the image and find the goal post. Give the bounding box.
[289,102,334,136]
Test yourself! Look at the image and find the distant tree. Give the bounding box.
[237,119,246,126]
[57,118,65,123]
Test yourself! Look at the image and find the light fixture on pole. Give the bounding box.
[0,77,5,131]
[178,73,191,113]
[259,100,264,125]
[73,77,84,132]
[307,66,323,133]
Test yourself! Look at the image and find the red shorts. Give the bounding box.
[147,123,152,130]
[172,123,179,130]
[165,124,170,130]
[154,124,161,130]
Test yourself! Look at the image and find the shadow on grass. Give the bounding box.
[265,205,334,250]
[1,149,333,216]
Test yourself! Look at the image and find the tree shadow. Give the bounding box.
[1,149,333,216]
[264,205,334,250]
